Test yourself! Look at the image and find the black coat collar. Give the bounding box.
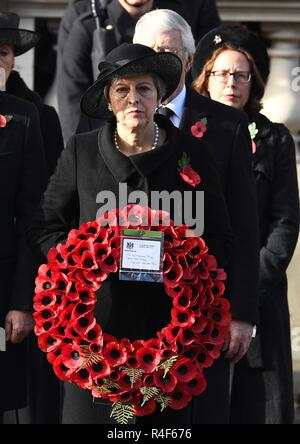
[98,115,180,183]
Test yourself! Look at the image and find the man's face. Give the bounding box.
[118,0,154,17]
[135,30,192,103]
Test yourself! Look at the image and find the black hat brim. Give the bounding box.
[81,51,182,119]
[0,28,40,56]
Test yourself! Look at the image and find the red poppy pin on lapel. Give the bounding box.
[191,118,208,139]
[0,114,13,128]
[178,152,201,188]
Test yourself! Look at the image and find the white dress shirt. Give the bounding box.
[163,85,186,128]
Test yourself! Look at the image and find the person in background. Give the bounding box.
[0,12,64,177]
[57,0,220,141]
[0,11,64,423]
[0,91,47,424]
[133,9,260,424]
[192,24,300,424]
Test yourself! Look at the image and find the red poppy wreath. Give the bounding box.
[34,205,231,424]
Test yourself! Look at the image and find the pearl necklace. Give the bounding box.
[114,123,159,152]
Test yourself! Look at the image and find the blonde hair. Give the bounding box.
[192,46,265,114]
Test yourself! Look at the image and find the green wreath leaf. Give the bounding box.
[110,402,135,425]
[140,386,160,406]
[156,395,173,412]
[120,367,144,388]
[158,355,178,378]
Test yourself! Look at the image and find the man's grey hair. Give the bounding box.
[133,9,196,57]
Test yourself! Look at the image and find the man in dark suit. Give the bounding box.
[133,9,260,423]
[57,0,220,141]
[0,92,47,423]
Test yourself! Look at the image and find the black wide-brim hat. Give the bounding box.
[0,12,40,56]
[192,25,270,83]
[81,43,182,119]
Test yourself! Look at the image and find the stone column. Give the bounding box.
[261,24,300,155]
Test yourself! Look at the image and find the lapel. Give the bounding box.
[180,87,214,139]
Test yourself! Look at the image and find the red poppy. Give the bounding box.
[103,342,127,367]
[178,375,207,396]
[0,114,8,128]
[191,120,207,139]
[178,328,195,346]
[99,249,119,273]
[171,307,195,328]
[61,344,85,369]
[134,398,157,417]
[72,312,96,337]
[136,347,161,373]
[163,253,173,274]
[171,358,197,383]
[252,140,257,154]
[89,359,111,378]
[179,166,201,188]
[164,260,184,288]
[153,369,177,393]
[53,355,73,381]
[170,389,192,410]
[71,367,93,389]
[38,332,62,353]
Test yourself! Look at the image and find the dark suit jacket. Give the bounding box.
[179,89,260,324]
[0,92,47,410]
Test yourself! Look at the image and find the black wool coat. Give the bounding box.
[28,116,234,424]
[58,0,220,141]
[0,92,47,411]
[231,113,300,425]
[7,71,64,177]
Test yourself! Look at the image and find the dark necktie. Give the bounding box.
[157,107,174,120]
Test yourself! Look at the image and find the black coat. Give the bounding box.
[7,71,64,177]
[0,93,47,411]
[28,116,234,424]
[231,113,300,424]
[176,89,259,325]
[57,0,220,141]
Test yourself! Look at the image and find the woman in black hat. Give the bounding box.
[192,25,300,424]
[28,42,234,424]
[0,11,63,177]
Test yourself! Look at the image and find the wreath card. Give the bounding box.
[120,229,164,283]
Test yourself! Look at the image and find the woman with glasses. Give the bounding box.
[192,25,300,424]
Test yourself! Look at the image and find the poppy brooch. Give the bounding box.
[191,118,208,139]
[34,205,230,423]
[178,152,201,188]
[0,114,13,128]
[248,122,259,155]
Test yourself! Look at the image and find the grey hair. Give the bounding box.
[133,9,196,58]
[104,73,167,103]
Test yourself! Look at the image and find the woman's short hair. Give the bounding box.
[192,46,266,114]
[133,9,196,59]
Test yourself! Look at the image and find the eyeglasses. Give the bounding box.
[210,70,252,84]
